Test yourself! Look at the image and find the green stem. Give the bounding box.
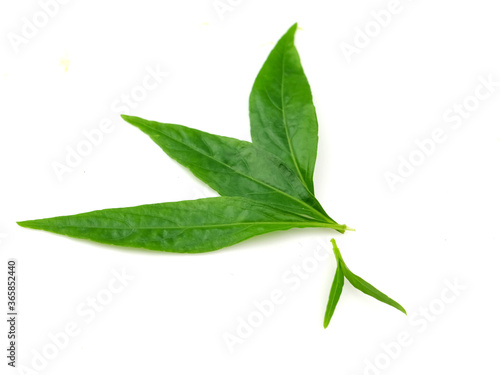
[330,238,343,261]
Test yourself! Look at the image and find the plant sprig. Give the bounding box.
[18,24,405,327]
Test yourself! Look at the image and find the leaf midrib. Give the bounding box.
[24,221,336,231]
[279,46,311,194]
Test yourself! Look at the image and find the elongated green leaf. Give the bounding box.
[331,239,406,315]
[323,257,344,328]
[17,197,339,253]
[121,115,343,231]
[249,23,318,194]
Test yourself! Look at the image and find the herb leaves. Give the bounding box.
[18,23,405,327]
[120,115,337,225]
[324,239,406,328]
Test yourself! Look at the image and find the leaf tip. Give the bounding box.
[120,114,134,123]
[323,307,335,329]
[17,218,50,231]
[398,305,407,315]
[288,23,298,36]
[121,114,146,127]
[17,220,35,229]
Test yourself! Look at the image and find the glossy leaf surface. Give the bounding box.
[250,23,319,194]
[18,197,336,253]
[121,115,339,228]
[323,256,344,328]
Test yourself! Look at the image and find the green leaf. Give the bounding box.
[249,23,318,194]
[331,239,406,315]
[121,115,343,231]
[323,256,344,328]
[17,197,338,253]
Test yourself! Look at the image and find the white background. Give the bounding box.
[1,0,499,374]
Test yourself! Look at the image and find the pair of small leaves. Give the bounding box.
[18,24,347,254]
[324,239,406,328]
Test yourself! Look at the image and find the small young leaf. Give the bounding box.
[250,23,319,194]
[323,256,344,328]
[331,239,406,315]
[17,197,340,253]
[121,115,339,228]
